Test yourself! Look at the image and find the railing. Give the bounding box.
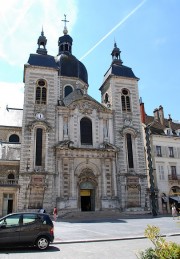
[0,179,19,186]
[168,174,180,181]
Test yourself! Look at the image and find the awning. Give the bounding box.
[169,196,180,203]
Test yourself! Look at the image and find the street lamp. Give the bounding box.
[145,125,157,216]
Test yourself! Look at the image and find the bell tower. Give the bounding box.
[99,41,148,212]
[18,28,59,212]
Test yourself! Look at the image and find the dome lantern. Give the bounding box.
[58,14,72,55]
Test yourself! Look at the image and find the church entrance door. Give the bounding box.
[80,182,95,211]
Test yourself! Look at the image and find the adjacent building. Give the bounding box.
[141,102,180,214]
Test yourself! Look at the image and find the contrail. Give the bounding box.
[80,0,147,61]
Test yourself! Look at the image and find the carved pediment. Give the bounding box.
[69,99,109,114]
[119,126,139,138]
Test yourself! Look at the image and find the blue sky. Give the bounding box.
[0,0,180,121]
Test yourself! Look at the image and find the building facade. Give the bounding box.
[141,103,180,214]
[0,21,147,216]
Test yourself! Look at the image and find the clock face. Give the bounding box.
[35,113,44,120]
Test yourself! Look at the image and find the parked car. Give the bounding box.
[0,212,54,250]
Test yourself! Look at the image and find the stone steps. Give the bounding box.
[58,210,151,220]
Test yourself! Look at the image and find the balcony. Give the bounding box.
[0,179,19,187]
[168,174,180,183]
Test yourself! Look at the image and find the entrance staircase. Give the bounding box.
[58,210,151,221]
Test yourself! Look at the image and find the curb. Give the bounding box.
[52,233,180,245]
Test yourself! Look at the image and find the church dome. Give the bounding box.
[56,53,88,84]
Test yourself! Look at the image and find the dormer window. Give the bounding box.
[164,128,172,136]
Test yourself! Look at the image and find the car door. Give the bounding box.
[0,214,21,245]
[19,213,42,244]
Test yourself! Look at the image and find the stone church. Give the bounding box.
[0,19,148,216]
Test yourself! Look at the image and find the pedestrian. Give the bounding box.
[53,206,58,221]
[172,204,177,219]
[39,208,46,213]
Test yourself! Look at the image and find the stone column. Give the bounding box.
[101,158,106,197]
[112,158,117,196]
[58,115,63,141]
[109,118,113,143]
[58,158,63,197]
[69,158,75,197]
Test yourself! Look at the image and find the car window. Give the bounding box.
[23,214,39,225]
[0,214,21,227]
[39,214,48,224]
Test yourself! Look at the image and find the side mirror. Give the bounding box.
[0,221,7,228]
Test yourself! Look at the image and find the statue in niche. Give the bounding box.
[103,121,108,138]
[63,123,68,135]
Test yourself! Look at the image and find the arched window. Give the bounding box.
[9,134,19,143]
[126,133,134,168]
[36,80,47,104]
[64,85,73,97]
[104,93,109,103]
[80,117,93,145]
[121,89,131,112]
[35,128,43,166]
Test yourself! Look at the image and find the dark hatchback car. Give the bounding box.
[0,212,54,250]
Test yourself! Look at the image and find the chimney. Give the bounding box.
[158,105,164,125]
[153,108,159,121]
[168,114,172,129]
[140,100,146,123]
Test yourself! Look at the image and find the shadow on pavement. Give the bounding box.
[0,245,60,254]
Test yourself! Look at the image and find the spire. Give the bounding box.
[58,15,72,55]
[36,27,47,55]
[111,41,123,65]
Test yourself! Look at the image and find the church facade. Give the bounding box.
[0,20,148,216]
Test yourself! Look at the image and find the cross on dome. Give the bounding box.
[61,14,69,35]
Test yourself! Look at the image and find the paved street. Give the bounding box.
[53,212,180,243]
[0,237,178,259]
[0,213,180,259]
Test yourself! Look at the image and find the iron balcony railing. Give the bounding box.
[168,174,180,181]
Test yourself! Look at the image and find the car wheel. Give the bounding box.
[36,236,50,250]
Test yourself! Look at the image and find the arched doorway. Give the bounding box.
[80,182,95,211]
